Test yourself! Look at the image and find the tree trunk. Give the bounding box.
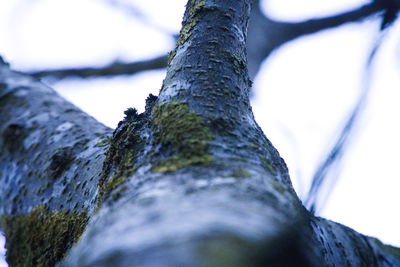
[0,1,399,266]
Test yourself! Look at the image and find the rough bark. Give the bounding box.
[0,1,399,266]
[0,57,113,266]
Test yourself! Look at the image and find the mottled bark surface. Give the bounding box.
[0,0,399,266]
[0,60,113,265]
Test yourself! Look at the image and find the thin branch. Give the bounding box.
[102,0,177,35]
[247,0,384,78]
[25,2,384,81]
[28,55,168,79]
[305,29,386,213]
[279,2,384,41]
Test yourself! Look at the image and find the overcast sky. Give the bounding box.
[1,0,400,265]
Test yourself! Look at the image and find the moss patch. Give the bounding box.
[177,0,205,47]
[98,108,145,205]
[152,154,213,173]
[98,146,137,203]
[1,205,87,267]
[167,0,206,64]
[261,157,277,176]
[167,50,177,67]
[102,172,132,202]
[151,102,214,172]
[232,168,250,178]
[269,180,285,194]
[111,185,128,202]
[95,137,110,147]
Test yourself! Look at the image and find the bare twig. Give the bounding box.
[28,55,168,79]
[247,0,385,78]
[305,31,387,213]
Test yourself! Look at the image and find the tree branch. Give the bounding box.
[25,1,385,81]
[1,1,399,265]
[247,0,384,78]
[0,59,112,265]
[0,59,113,215]
[278,2,383,40]
[28,55,168,79]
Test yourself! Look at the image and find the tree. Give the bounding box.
[0,0,399,266]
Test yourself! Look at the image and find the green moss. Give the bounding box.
[98,156,136,204]
[167,50,177,67]
[95,138,110,147]
[269,180,285,194]
[111,185,128,202]
[103,174,129,197]
[232,168,250,178]
[95,133,104,138]
[151,102,214,172]
[176,0,205,47]
[1,205,87,267]
[98,109,144,204]
[178,19,196,46]
[232,51,247,68]
[261,157,277,176]
[152,154,213,173]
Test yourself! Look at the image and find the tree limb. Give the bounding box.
[0,1,399,265]
[0,58,112,265]
[28,54,168,79]
[277,2,384,39]
[247,0,385,78]
[24,1,385,81]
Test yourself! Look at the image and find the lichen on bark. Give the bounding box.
[177,0,206,46]
[151,101,214,172]
[0,205,87,267]
[97,108,144,203]
[97,95,157,204]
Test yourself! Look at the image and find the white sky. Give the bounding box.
[0,0,399,264]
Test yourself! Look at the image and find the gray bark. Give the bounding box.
[0,1,399,266]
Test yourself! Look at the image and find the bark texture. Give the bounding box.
[0,1,399,266]
[0,59,112,266]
